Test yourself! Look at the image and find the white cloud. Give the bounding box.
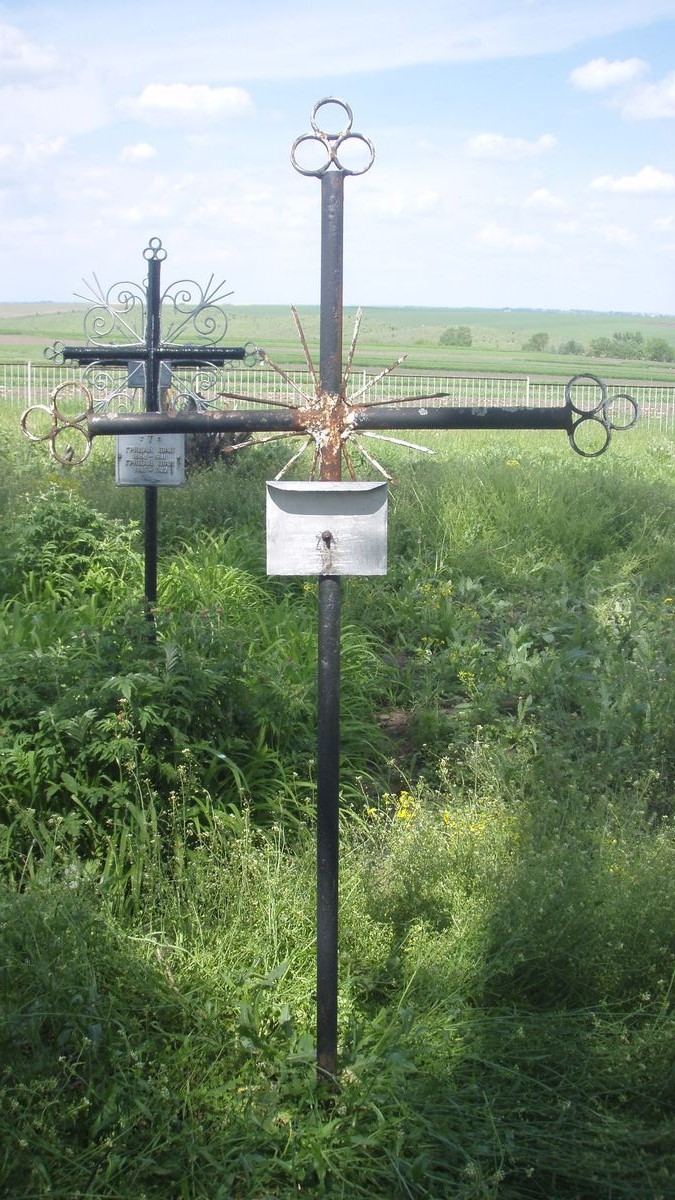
[25,137,66,164]
[653,215,675,230]
[568,55,675,121]
[120,142,157,162]
[105,2,675,82]
[525,187,567,210]
[467,132,557,160]
[356,175,445,220]
[0,136,65,169]
[119,83,254,123]
[476,222,547,252]
[592,223,636,244]
[112,203,172,226]
[590,165,675,193]
[619,72,675,118]
[416,189,440,213]
[0,24,59,82]
[0,213,48,237]
[359,189,405,218]
[569,56,648,91]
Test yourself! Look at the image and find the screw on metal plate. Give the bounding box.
[317,529,336,573]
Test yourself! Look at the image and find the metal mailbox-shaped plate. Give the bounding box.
[266,481,387,576]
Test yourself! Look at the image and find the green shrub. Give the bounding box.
[439,325,472,347]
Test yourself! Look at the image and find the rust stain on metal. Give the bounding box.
[297,389,347,476]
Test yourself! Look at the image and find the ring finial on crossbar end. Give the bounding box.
[565,373,638,457]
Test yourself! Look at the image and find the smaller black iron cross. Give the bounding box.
[25,236,255,605]
[51,235,251,385]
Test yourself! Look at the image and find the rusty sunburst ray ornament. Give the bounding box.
[230,304,435,483]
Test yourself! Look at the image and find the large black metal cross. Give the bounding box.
[22,99,637,1082]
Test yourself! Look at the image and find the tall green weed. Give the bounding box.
[1,417,674,1196]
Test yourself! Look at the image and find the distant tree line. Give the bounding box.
[586,331,674,362]
[438,325,674,362]
[521,330,674,362]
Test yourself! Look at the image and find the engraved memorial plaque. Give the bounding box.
[116,433,185,486]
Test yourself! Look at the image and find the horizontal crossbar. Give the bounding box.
[354,405,571,432]
[88,403,573,438]
[60,345,250,366]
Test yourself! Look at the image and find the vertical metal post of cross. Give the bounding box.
[143,240,163,607]
[292,99,377,1079]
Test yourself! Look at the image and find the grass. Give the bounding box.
[0,412,674,1197]
[1,302,674,382]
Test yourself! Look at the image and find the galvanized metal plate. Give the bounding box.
[127,360,173,390]
[115,433,185,486]
[266,481,387,576]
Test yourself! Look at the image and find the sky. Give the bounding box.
[1,0,675,316]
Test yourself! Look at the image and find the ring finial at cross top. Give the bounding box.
[291,97,376,178]
[143,236,167,262]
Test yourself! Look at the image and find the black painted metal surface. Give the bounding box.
[316,574,341,1079]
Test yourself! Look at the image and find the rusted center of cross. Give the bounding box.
[300,391,349,475]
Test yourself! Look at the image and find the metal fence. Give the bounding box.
[2,361,674,435]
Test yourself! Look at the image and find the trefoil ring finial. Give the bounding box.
[566,373,638,458]
[291,97,375,178]
[143,236,167,262]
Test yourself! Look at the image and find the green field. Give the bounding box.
[1,302,674,383]
[1,411,674,1197]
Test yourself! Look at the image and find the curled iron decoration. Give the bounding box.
[73,275,147,348]
[160,276,233,347]
[172,364,238,412]
[167,342,262,413]
[43,346,133,416]
[291,97,375,177]
[48,237,237,357]
[242,342,262,368]
[82,365,137,414]
[566,373,638,458]
[21,381,93,466]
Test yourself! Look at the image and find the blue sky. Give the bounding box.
[1,0,674,314]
